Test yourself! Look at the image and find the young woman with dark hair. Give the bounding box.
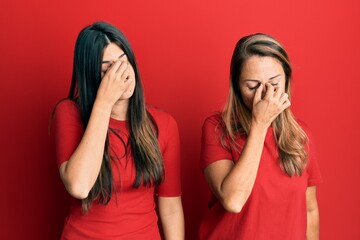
[199,33,322,240]
[51,22,184,239]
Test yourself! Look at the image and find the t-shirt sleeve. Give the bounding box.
[200,115,232,171]
[156,115,182,197]
[302,124,323,186]
[50,100,84,168]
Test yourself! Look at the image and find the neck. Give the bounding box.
[111,100,129,120]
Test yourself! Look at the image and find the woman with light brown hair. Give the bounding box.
[199,33,322,240]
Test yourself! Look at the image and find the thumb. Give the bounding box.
[253,84,263,106]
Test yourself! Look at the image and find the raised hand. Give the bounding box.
[95,60,135,110]
[251,83,291,129]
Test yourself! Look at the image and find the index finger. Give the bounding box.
[253,83,263,106]
[107,60,125,76]
[263,83,274,100]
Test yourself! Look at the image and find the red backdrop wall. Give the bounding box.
[1,0,359,239]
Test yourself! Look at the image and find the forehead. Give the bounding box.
[102,42,124,61]
[240,56,284,79]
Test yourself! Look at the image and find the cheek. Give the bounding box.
[130,68,136,89]
[240,90,255,109]
[130,80,136,91]
[279,79,287,91]
[128,68,137,92]
[130,65,136,78]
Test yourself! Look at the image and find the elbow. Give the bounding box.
[60,168,91,199]
[221,196,244,214]
[65,182,90,199]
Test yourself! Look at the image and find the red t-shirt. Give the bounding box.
[51,100,181,240]
[199,114,322,240]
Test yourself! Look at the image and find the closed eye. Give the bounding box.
[248,82,278,90]
[248,83,261,90]
[101,53,127,74]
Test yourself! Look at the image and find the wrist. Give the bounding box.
[92,100,112,115]
[250,121,269,135]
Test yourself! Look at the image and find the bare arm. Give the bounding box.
[306,186,319,240]
[59,60,134,199]
[158,196,184,240]
[204,83,290,213]
[204,125,267,213]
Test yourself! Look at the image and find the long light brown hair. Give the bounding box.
[222,33,308,176]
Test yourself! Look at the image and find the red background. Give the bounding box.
[1,0,359,239]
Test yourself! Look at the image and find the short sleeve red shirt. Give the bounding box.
[51,100,181,239]
[199,114,322,240]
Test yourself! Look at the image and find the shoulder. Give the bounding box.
[52,99,82,127]
[202,112,224,132]
[147,105,177,129]
[54,99,80,117]
[295,119,317,163]
[201,112,228,146]
[296,119,314,141]
[204,112,223,125]
[297,119,310,132]
[147,106,179,147]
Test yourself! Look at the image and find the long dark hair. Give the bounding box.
[68,22,164,212]
[223,33,308,176]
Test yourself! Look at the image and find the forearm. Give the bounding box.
[306,186,319,240]
[61,102,112,199]
[158,197,185,240]
[306,208,319,240]
[218,124,268,212]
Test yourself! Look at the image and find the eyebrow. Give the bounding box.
[243,74,282,83]
[269,74,282,80]
[102,53,126,64]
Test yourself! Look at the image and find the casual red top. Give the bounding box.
[51,100,181,240]
[199,114,322,240]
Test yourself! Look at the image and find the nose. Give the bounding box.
[261,83,266,99]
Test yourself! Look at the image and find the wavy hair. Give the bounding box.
[66,22,163,212]
[222,33,308,176]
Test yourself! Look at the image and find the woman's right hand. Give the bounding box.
[251,83,291,129]
[58,60,134,199]
[95,60,135,110]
